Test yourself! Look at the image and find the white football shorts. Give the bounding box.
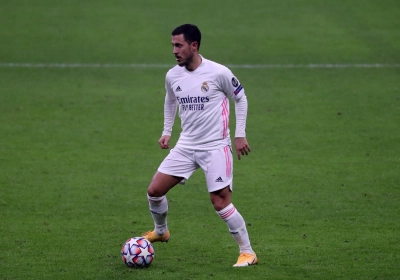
[158,145,233,193]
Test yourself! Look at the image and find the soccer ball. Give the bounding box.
[121,237,155,268]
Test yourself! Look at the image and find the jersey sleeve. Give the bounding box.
[162,75,178,136]
[218,68,246,101]
[234,95,247,137]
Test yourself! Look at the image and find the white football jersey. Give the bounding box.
[164,56,246,150]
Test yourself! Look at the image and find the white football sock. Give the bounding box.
[147,194,168,236]
[217,203,254,254]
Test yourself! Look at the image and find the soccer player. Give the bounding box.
[142,24,257,267]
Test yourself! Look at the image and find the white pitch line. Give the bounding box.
[228,63,400,69]
[0,62,399,69]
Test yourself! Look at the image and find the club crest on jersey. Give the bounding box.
[201,82,209,93]
[231,77,239,87]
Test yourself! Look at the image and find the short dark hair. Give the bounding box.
[172,24,201,50]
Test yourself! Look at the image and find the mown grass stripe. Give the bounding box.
[1,62,399,69]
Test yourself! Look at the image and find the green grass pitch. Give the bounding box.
[1,0,399,279]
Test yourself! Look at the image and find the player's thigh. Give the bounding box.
[148,171,182,197]
[199,146,234,193]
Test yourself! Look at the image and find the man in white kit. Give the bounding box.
[142,24,257,267]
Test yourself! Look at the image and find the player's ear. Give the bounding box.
[191,41,198,52]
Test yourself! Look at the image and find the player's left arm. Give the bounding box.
[219,69,251,160]
[233,95,250,160]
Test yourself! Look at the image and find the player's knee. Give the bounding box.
[147,186,163,198]
[210,195,230,211]
[147,175,165,197]
[147,172,179,197]
[210,186,232,211]
[212,201,224,211]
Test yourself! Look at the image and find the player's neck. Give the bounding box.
[185,54,202,72]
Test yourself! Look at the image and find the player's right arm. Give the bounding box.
[158,135,171,149]
[160,75,177,149]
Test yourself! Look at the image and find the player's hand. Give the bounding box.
[158,135,171,149]
[234,137,251,160]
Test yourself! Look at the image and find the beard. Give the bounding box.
[177,52,194,67]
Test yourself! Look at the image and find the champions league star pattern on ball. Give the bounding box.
[121,237,155,268]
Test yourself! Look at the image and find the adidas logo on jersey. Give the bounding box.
[215,177,223,182]
[175,86,182,92]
